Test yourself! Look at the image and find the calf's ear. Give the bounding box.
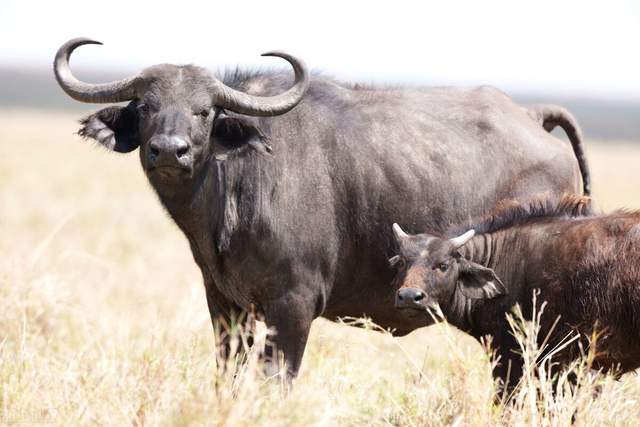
[78,103,139,153]
[457,259,507,299]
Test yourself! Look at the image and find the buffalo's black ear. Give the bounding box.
[457,259,507,299]
[388,255,401,267]
[78,102,139,153]
[211,111,271,160]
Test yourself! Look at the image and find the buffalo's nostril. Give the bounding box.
[176,145,189,158]
[413,291,425,302]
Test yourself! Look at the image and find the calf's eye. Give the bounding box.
[437,263,448,272]
[199,109,210,118]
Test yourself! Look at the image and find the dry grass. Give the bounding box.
[1,108,640,426]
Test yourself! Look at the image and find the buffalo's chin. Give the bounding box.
[395,306,428,316]
[395,303,440,316]
[396,308,434,326]
[147,166,192,182]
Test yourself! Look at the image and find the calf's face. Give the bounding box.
[390,224,507,318]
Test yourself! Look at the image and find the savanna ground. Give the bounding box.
[1,108,640,426]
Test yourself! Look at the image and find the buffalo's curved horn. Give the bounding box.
[211,51,310,117]
[54,38,140,103]
[449,230,475,248]
[392,223,409,240]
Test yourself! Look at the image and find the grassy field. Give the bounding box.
[1,108,640,426]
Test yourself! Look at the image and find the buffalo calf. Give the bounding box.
[391,195,640,389]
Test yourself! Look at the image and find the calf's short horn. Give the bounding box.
[392,223,409,240]
[449,229,475,248]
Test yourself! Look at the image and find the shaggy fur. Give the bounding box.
[448,193,597,236]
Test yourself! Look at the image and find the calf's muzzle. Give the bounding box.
[395,288,427,310]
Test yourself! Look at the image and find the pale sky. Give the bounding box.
[1,0,640,99]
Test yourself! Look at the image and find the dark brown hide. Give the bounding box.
[393,195,640,388]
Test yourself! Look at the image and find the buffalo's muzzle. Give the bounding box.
[395,288,427,310]
[147,135,192,173]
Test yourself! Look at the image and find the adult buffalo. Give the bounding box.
[54,38,590,377]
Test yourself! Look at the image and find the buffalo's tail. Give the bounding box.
[528,104,591,196]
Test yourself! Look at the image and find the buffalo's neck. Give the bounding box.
[151,161,227,283]
[452,229,531,336]
[462,232,501,270]
[154,163,219,235]
[150,155,269,294]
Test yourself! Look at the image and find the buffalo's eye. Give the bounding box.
[436,262,449,272]
[198,109,210,118]
[137,103,150,114]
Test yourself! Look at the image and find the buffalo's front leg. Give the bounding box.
[263,291,317,379]
[492,338,524,401]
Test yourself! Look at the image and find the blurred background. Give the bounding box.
[2,0,640,139]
